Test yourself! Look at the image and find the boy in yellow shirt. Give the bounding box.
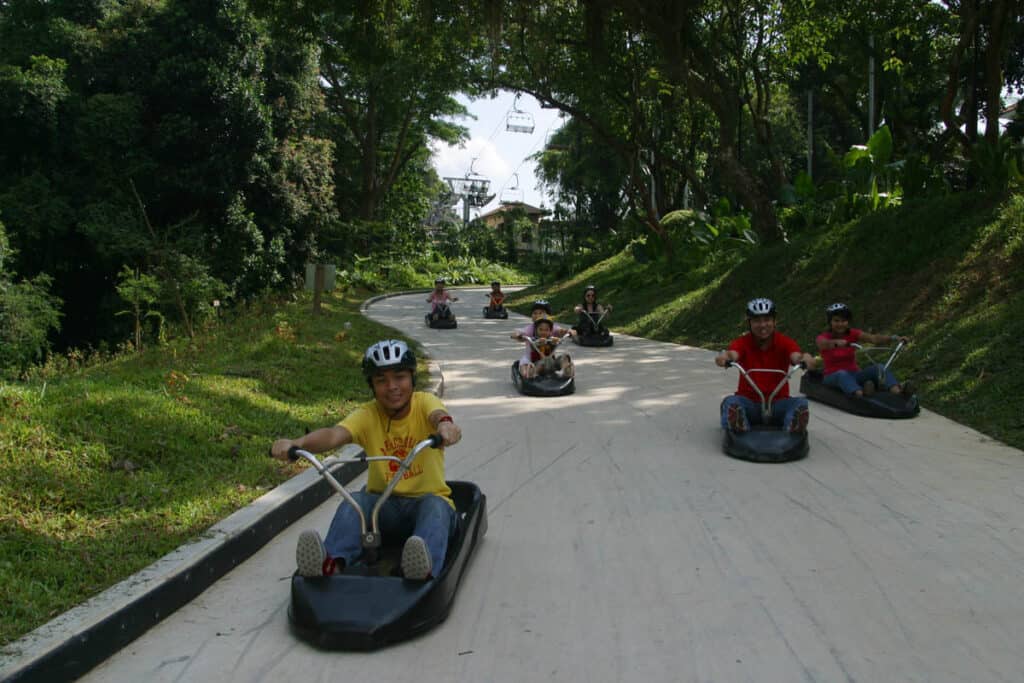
[271,339,462,580]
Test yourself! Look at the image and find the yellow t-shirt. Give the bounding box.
[341,391,453,507]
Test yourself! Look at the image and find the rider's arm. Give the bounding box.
[816,333,845,350]
[860,331,909,345]
[428,409,462,447]
[791,351,815,368]
[271,425,352,461]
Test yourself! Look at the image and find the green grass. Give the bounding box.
[510,191,1024,448]
[0,287,426,647]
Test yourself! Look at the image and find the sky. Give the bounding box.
[431,91,565,217]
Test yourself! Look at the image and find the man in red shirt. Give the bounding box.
[715,298,815,433]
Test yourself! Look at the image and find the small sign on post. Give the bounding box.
[304,264,336,314]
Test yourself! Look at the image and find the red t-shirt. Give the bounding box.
[728,331,801,402]
[816,328,863,375]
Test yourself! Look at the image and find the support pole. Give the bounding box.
[807,89,814,177]
[312,263,324,314]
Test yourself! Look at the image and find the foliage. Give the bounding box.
[0,0,335,350]
[970,136,1024,192]
[659,203,758,267]
[0,220,63,375]
[115,265,164,351]
[337,251,525,292]
[313,0,484,221]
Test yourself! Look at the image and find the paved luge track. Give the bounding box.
[84,289,1024,682]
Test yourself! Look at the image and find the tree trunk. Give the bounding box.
[358,90,378,220]
[312,263,324,314]
[983,0,1016,144]
[716,149,782,242]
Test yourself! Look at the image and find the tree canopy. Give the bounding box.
[0,0,1020,361]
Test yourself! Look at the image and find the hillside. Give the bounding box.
[510,191,1024,449]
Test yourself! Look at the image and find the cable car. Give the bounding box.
[506,94,535,134]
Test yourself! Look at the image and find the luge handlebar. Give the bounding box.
[724,360,806,415]
[283,434,443,548]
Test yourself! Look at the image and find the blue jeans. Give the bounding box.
[324,489,456,572]
[823,364,899,395]
[720,395,808,431]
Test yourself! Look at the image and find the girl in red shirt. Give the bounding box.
[816,303,911,397]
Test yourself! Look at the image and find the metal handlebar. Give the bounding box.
[286,434,443,550]
[850,340,907,375]
[725,361,805,417]
[580,309,610,327]
[523,334,570,356]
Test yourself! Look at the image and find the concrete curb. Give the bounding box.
[0,293,446,683]
[0,455,367,683]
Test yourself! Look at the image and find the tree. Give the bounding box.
[115,265,163,351]
[0,218,62,374]
[317,0,482,222]
[0,0,335,348]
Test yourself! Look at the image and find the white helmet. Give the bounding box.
[362,339,416,384]
[746,297,776,318]
[826,302,852,321]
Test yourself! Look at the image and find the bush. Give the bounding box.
[0,222,63,375]
[0,274,63,376]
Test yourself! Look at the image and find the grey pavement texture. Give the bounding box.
[42,289,1024,682]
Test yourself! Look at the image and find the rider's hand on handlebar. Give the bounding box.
[270,439,298,461]
[437,420,461,446]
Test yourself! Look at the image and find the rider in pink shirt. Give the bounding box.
[426,278,458,320]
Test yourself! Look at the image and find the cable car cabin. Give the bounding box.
[506,111,535,134]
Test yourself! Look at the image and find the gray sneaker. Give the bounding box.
[401,535,432,581]
[296,529,328,577]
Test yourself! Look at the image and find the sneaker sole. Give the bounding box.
[727,405,748,433]
[401,536,432,581]
[296,529,327,577]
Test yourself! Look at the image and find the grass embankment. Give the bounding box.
[0,288,421,647]
[510,191,1024,449]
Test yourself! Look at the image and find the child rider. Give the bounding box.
[485,281,506,313]
[427,278,458,321]
[270,339,462,581]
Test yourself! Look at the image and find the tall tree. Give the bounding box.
[318,0,482,221]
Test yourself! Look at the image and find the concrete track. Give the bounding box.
[83,289,1024,683]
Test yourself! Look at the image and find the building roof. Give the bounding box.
[478,201,549,221]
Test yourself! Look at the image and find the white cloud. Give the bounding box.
[431,137,511,182]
